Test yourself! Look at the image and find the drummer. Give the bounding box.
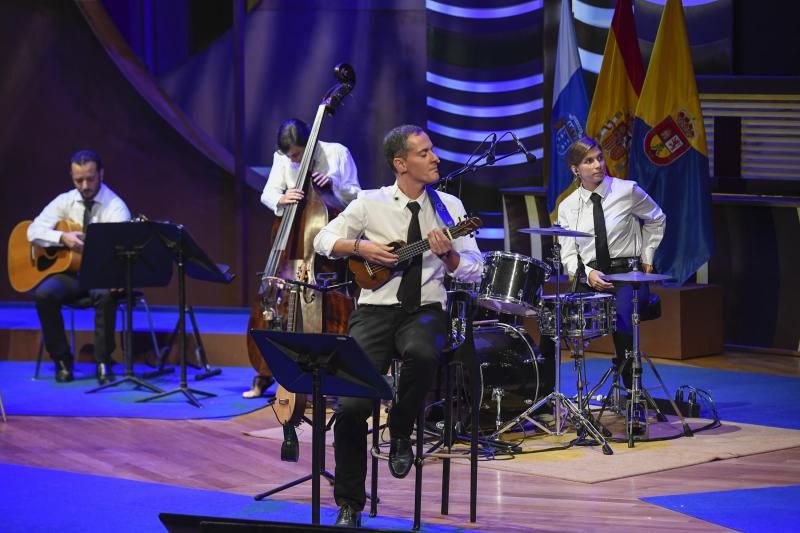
[556,137,666,388]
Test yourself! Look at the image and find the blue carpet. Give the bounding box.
[3,357,800,427]
[0,463,482,533]
[643,485,800,532]
[0,361,272,420]
[562,358,800,430]
[0,301,249,335]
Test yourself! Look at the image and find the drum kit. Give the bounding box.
[446,225,688,453]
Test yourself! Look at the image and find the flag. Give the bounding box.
[630,0,713,285]
[585,0,644,179]
[548,0,589,221]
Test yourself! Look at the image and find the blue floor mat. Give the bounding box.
[563,358,800,430]
[643,485,800,533]
[0,463,483,533]
[3,357,800,426]
[0,361,272,420]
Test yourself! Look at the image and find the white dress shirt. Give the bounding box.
[261,141,361,215]
[557,176,665,278]
[314,184,483,307]
[27,183,131,247]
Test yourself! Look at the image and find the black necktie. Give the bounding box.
[82,200,95,233]
[590,193,611,272]
[397,201,422,313]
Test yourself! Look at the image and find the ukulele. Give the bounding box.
[347,216,482,290]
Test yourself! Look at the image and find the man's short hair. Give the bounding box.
[277,118,311,153]
[382,124,425,173]
[70,149,103,172]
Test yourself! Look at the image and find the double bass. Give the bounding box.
[246,64,357,397]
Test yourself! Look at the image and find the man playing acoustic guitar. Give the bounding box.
[27,149,130,384]
[313,125,483,527]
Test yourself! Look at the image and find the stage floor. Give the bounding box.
[2,303,800,531]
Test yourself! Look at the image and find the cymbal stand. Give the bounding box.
[592,279,693,447]
[491,240,613,454]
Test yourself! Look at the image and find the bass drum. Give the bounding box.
[471,323,554,430]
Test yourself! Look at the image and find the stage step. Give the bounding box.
[0,302,251,367]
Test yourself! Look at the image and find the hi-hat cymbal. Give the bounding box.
[518,225,593,238]
[603,271,673,283]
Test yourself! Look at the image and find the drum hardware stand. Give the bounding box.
[595,272,694,447]
[564,337,613,442]
[490,240,613,455]
[491,387,505,431]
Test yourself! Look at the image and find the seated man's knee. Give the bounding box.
[33,288,61,307]
[402,341,440,371]
[336,396,374,421]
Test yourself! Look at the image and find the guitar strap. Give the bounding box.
[425,185,455,227]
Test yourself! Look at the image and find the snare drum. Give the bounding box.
[538,292,616,339]
[446,278,480,294]
[478,252,552,316]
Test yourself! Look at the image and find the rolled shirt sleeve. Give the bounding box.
[630,184,666,266]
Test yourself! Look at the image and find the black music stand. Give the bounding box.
[81,222,172,395]
[249,330,393,526]
[139,222,234,407]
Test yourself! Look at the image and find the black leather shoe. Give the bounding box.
[55,359,74,383]
[96,362,115,385]
[388,436,414,479]
[334,504,361,528]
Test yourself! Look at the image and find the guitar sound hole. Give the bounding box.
[36,255,56,271]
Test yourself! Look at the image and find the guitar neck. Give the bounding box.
[394,224,472,262]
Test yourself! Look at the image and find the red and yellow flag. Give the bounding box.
[585,0,644,179]
[630,0,713,285]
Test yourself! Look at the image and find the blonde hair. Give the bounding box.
[565,136,599,167]
[564,137,600,183]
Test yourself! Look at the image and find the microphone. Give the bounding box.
[486,132,498,164]
[510,132,537,164]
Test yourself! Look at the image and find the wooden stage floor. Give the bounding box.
[2,351,799,532]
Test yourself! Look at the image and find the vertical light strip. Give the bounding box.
[524,194,543,260]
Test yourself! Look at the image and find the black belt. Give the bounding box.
[587,257,638,270]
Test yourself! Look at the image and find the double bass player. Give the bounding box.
[243,118,362,398]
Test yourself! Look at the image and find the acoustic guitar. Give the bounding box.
[7,219,82,293]
[348,216,482,290]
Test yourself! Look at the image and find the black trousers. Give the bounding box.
[31,273,118,363]
[334,303,448,511]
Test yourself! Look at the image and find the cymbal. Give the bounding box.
[603,271,672,283]
[518,226,593,238]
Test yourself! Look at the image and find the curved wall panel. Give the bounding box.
[0,0,270,307]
